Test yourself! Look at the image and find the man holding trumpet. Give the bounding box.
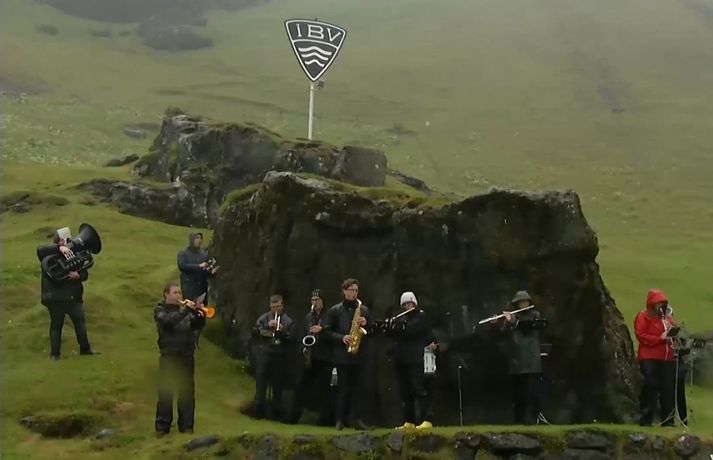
[252,294,293,420]
[154,282,207,436]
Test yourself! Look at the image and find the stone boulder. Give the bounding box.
[209,171,639,427]
[88,108,427,227]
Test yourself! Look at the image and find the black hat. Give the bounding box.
[511,290,532,305]
[311,289,324,302]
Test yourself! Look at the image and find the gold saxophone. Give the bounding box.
[347,299,367,354]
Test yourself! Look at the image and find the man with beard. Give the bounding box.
[287,289,334,425]
[154,282,206,436]
[323,278,372,431]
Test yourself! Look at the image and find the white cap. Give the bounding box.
[56,227,72,241]
[400,291,418,306]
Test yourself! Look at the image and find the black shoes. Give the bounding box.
[80,350,100,355]
[179,428,194,434]
[50,355,60,361]
[353,419,372,431]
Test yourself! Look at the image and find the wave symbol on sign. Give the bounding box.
[285,19,347,82]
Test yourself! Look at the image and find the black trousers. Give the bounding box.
[335,363,363,424]
[289,357,333,423]
[395,361,433,424]
[639,359,676,426]
[47,302,91,357]
[513,372,542,425]
[155,354,195,433]
[254,352,287,417]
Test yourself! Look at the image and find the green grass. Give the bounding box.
[2,0,713,456]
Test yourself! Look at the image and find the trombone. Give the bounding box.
[178,299,216,319]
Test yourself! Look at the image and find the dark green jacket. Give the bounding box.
[500,309,543,375]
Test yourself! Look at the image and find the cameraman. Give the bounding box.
[177,232,218,304]
[38,227,98,360]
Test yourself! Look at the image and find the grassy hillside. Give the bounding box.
[2,0,713,456]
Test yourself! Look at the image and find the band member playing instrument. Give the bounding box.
[386,292,434,430]
[498,290,544,425]
[252,294,293,420]
[323,278,372,431]
[288,289,334,425]
[177,233,218,304]
[154,282,206,436]
[634,289,678,426]
[38,228,98,360]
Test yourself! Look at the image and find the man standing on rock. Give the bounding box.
[634,289,678,426]
[323,278,372,431]
[252,294,293,421]
[154,282,206,436]
[37,227,99,360]
[498,290,545,425]
[177,232,218,304]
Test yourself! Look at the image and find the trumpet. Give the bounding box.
[178,299,216,319]
[478,304,534,325]
[272,313,282,345]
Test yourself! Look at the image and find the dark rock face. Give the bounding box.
[105,154,140,167]
[184,435,220,451]
[210,171,639,427]
[565,430,614,451]
[78,179,213,227]
[332,433,378,453]
[81,109,428,228]
[673,435,700,459]
[484,433,542,455]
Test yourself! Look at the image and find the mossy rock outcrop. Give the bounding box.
[210,171,638,427]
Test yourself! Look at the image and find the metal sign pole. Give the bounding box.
[308,81,315,140]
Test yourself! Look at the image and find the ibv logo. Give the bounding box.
[285,19,346,82]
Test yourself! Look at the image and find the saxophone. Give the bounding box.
[347,299,367,354]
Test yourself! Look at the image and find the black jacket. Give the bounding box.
[499,309,543,375]
[254,311,294,355]
[302,309,331,362]
[323,300,372,364]
[154,302,206,356]
[386,308,432,365]
[38,244,88,306]
[177,233,211,300]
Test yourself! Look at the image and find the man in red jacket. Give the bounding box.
[634,289,678,426]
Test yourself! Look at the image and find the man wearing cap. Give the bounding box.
[288,289,334,425]
[499,290,544,425]
[386,291,435,429]
[37,227,98,360]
